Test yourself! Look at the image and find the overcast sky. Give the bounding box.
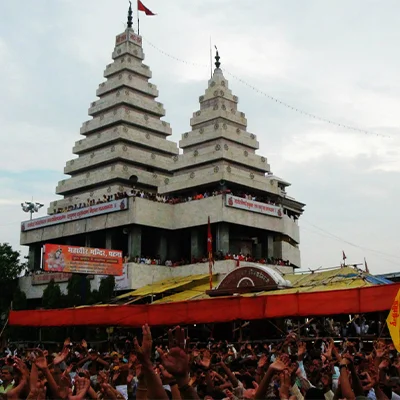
[1,0,400,274]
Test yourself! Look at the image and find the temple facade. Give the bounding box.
[20,15,305,291]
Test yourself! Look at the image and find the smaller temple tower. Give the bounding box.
[158,50,271,194]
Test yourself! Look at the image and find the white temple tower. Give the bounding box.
[20,7,305,283]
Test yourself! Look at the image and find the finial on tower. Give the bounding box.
[214,45,221,69]
[127,1,133,29]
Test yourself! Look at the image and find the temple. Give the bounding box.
[19,11,305,300]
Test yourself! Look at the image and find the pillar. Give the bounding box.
[85,234,91,248]
[261,234,274,260]
[254,241,262,260]
[191,228,201,260]
[156,232,168,263]
[128,226,142,260]
[267,235,274,259]
[168,234,180,262]
[28,246,36,271]
[216,223,229,255]
[273,240,283,259]
[105,231,112,249]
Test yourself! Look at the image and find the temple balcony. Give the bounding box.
[21,196,300,246]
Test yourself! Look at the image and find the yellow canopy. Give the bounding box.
[115,274,214,300]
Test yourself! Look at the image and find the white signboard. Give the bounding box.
[21,198,129,232]
[115,264,130,291]
[225,194,283,218]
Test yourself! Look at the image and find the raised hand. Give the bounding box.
[33,349,48,370]
[278,370,291,399]
[341,352,354,366]
[324,339,334,360]
[134,324,153,364]
[270,356,289,372]
[243,381,259,399]
[13,357,29,377]
[69,376,91,400]
[53,346,70,365]
[198,350,211,370]
[361,372,376,391]
[375,341,387,358]
[297,342,307,358]
[157,326,190,379]
[100,383,121,400]
[98,370,110,384]
[258,354,268,368]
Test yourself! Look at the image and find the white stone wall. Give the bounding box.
[22,195,300,250]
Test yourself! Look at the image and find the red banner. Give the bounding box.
[43,244,123,276]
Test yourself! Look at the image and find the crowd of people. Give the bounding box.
[53,192,128,214]
[128,254,291,268]
[0,322,398,400]
[52,188,282,216]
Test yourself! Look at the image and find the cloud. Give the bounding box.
[0,117,73,172]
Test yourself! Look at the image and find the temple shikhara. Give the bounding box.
[20,12,304,286]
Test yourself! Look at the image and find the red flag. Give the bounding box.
[342,250,347,260]
[138,0,156,16]
[207,216,213,255]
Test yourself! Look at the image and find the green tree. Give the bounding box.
[0,243,26,312]
[0,243,26,281]
[98,276,115,303]
[66,274,91,307]
[12,286,27,311]
[42,279,63,309]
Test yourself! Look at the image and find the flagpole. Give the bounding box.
[137,0,140,34]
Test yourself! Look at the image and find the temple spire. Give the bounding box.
[214,46,221,69]
[127,1,133,29]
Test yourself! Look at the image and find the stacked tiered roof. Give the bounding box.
[49,26,178,214]
[158,53,286,197]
